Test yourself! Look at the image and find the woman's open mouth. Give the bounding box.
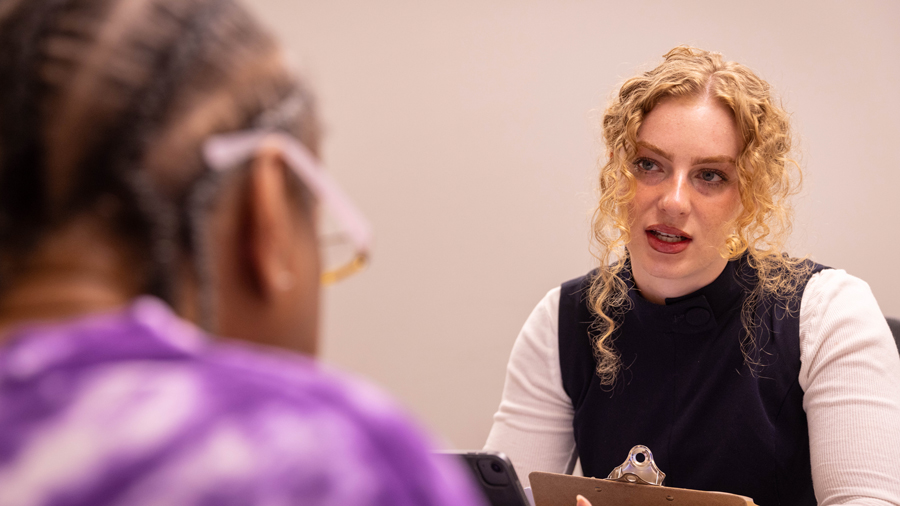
[645,226,691,254]
[650,230,685,242]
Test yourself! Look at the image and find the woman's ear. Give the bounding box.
[215,145,320,353]
[239,146,298,300]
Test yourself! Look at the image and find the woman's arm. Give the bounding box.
[484,287,578,488]
[799,269,900,505]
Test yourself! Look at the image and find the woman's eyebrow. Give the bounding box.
[637,141,735,165]
[692,155,735,165]
[636,141,673,160]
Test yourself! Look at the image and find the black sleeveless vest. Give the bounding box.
[559,256,828,506]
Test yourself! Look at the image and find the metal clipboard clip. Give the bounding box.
[605,445,666,486]
[529,443,757,505]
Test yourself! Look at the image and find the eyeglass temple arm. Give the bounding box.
[203,130,373,254]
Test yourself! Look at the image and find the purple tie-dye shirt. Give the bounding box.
[0,297,485,506]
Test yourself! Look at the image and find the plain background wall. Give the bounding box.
[244,0,900,450]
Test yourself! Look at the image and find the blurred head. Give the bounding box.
[0,0,325,353]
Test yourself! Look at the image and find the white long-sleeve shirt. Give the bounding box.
[485,269,900,505]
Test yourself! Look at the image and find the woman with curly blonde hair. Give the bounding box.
[485,46,900,505]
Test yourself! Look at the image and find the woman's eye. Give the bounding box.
[634,159,657,172]
[699,170,724,183]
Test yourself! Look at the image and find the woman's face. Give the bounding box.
[625,96,743,303]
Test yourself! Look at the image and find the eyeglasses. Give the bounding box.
[202,130,372,285]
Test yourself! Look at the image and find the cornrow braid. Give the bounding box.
[0,0,74,274]
[72,0,229,305]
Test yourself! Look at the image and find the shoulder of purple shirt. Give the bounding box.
[0,297,486,506]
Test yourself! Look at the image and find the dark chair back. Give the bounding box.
[887,317,900,354]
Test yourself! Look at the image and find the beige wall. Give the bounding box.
[244,0,900,449]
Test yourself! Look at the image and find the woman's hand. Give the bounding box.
[575,494,592,506]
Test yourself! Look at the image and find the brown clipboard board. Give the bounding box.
[529,472,757,506]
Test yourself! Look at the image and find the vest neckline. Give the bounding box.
[624,255,748,335]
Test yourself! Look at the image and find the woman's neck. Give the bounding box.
[0,217,143,336]
[630,257,729,305]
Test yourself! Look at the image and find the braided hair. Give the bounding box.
[0,0,319,324]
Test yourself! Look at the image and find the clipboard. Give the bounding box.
[529,445,757,506]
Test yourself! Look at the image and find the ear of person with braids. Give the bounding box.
[0,0,484,505]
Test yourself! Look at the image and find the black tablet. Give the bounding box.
[438,450,531,506]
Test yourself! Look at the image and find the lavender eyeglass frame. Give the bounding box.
[203,130,372,284]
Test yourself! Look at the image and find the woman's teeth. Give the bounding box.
[651,231,685,243]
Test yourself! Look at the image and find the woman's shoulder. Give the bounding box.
[800,267,882,319]
[0,298,481,506]
[804,266,868,292]
[799,267,896,370]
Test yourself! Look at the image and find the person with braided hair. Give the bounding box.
[485,47,900,505]
[0,0,484,504]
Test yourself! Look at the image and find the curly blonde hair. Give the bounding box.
[588,45,811,386]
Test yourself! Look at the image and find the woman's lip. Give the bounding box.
[646,230,691,254]
[646,224,691,239]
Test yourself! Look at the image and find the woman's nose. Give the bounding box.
[658,172,691,216]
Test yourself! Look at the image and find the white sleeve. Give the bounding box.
[483,287,577,488]
[799,269,900,506]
